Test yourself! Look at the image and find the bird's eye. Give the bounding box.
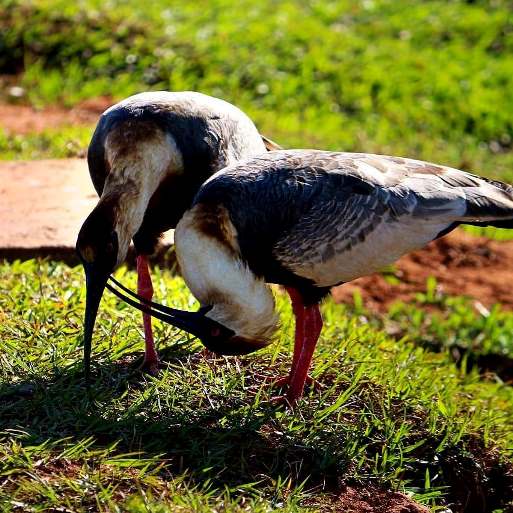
[211,327,221,337]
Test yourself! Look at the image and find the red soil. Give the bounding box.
[0,98,112,134]
[332,485,429,513]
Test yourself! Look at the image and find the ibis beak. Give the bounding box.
[108,278,269,355]
[106,276,237,351]
[82,262,110,382]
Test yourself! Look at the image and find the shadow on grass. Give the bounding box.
[1,351,513,513]
[0,351,343,492]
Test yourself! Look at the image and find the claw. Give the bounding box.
[256,373,322,389]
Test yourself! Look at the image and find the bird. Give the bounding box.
[170,149,513,404]
[76,91,280,378]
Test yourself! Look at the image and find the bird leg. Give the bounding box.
[136,255,160,374]
[259,287,310,385]
[266,288,322,404]
[286,303,323,403]
[267,287,310,386]
[286,286,306,372]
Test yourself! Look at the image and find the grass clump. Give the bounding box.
[0,126,91,160]
[1,259,512,511]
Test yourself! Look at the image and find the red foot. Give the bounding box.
[199,348,220,360]
[266,394,295,408]
[137,255,160,372]
[257,374,323,408]
[140,357,161,376]
[261,374,321,389]
[266,387,314,407]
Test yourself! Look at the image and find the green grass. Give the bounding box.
[388,282,513,359]
[0,126,91,160]
[3,0,513,183]
[1,260,512,511]
[2,1,513,510]
[462,225,513,241]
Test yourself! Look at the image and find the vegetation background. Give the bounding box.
[1,1,513,511]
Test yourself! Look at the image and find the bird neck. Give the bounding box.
[101,129,184,265]
[99,168,167,265]
[175,204,279,345]
[102,188,149,265]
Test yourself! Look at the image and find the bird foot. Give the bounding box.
[139,358,161,376]
[259,374,322,390]
[198,348,222,363]
[266,394,296,408]
[200,348,218,358]
[265,388,307,407]
[257,374,323,408]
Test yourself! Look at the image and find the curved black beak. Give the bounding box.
[107,277,267,355]
[82,262,110,382]
[106,276,235,347]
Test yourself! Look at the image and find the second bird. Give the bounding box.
[174,149,513,404]
[76,91,278,377]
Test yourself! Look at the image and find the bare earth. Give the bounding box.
[0,158,174,261]
[332,230,513,312]
[0,98,112,134]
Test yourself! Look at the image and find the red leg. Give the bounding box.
[286,303,323,404]
[286,286,306,374]
[265,289,322,405]
[137,255,160,374]
[261,287,308,387]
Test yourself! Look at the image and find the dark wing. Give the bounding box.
[269,151,513,284]
[87,119,108,196]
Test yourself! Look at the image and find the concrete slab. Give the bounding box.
[0,159,173,262]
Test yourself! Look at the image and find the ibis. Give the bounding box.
[76,91,279,377]
[167,149,513,403]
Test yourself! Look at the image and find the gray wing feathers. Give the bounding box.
[272,152,513,272]
[351,154,513,222]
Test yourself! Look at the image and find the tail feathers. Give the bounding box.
[480,175,513,195]
[462,175,513,228]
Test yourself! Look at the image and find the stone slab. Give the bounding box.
[0,159,173,262]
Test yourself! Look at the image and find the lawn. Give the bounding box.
[3,0,513,180]
[1,260,513,512]
[1,0,513,511]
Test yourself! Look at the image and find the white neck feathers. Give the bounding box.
[102,123,184,264]
[175,204,279,345]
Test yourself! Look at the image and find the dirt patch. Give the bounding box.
[306,485,429,513]
[0,98,112,134]
[0,159,174,262]
[332,230,513,312]
[0,159,96,252]
[438,439,513,513]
